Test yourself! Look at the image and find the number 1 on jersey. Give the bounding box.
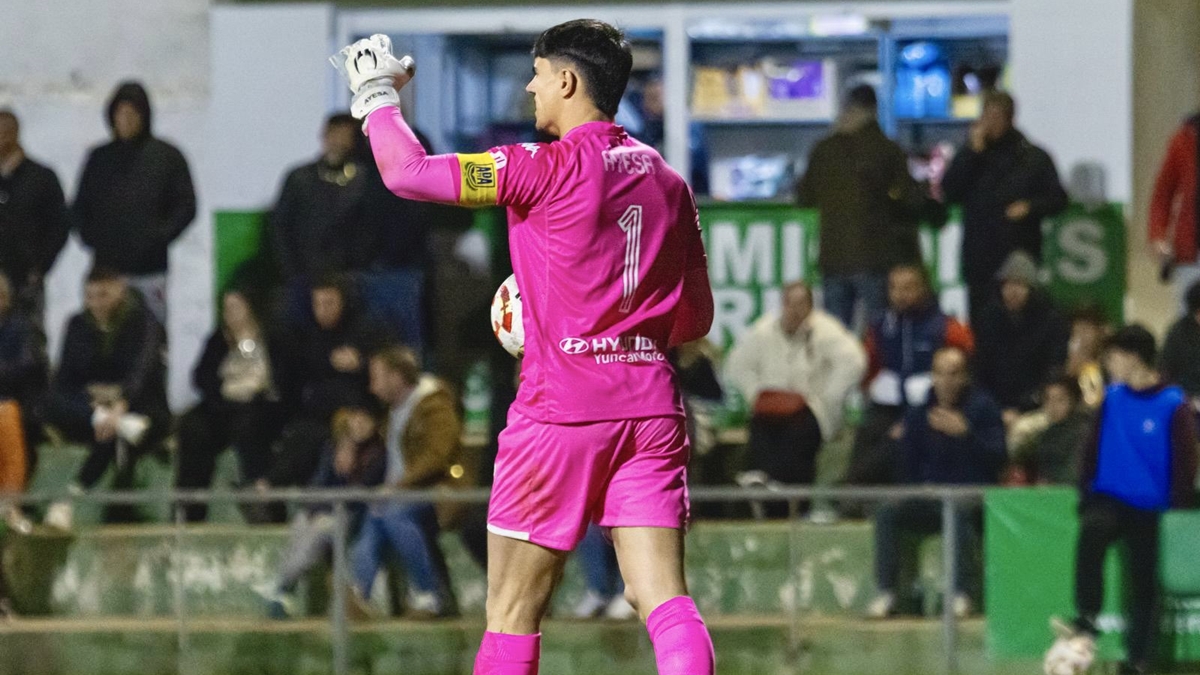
[618,205,643,313]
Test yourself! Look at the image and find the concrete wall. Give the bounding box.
[1130,0,1200,330]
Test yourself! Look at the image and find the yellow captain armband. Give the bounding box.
[457,153,499,207]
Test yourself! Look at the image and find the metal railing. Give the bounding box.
[6,485,989,675]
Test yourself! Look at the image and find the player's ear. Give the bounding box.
[559,67,579,100]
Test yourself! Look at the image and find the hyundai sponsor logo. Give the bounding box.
[559,337,590,355]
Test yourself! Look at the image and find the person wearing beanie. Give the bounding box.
[797,84,930,333]
[972,251,1070,426]
[72,81,196,324]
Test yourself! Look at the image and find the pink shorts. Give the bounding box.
[487,409,691,551]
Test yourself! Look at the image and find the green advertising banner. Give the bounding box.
[984,488,1200,662]
[700,202,1127,349]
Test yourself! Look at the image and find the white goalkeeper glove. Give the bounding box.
[351,82,401,121]
[331,34,415,95]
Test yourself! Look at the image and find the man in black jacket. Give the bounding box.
[73,82,196,325]
[1160,279,1200,401]
[0,110,70,324]
[44,267,170,528]
[269,114,367,326]
[942,92,1068,326]
[973,251,1070,424]
[797,85,926,333]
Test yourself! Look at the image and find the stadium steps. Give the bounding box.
[0,615,1041,675]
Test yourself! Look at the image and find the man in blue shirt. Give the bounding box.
[1053,325,1198,675]
[866,346,1006,618]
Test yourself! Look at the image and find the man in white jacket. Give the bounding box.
[725,281,866,511]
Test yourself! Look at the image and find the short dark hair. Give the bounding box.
[326,113,358,131]
[983,91,1016,120]
[532,19,633,118]
[845,84,877,111]
[1105,324,1157,368]
[311,272,350,298]
[1044,373,1082,404]
[86,265,124,284]
[1186,279,1200,315]
[782,280,812,302]
[890,262,932,291]
[372,345,422,386]
[1070,304,1108,329]
[0,109,16,130]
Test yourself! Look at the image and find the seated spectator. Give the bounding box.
[866,346,1005,619]
[1067,307,1109,409]
[845,264,974,486]
[0,271,43,532]
[1008,375,1091,485]
[175,287,297,522]
[255,275,388,520]
[725,281,865,502]
[348,346,470,619]
[44,267,169,527]
[973,251,1069,426]
[260,405,385,619]
[1160,279,1200,404]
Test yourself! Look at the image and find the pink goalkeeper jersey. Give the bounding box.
[366,112,706,423]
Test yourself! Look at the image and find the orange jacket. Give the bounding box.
[1149,120,1199,264]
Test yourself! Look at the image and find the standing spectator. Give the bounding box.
[866,346,1006,619]
[844,263,974,486]
[1009,376,1091,486]
[0,272,42,531]
[0,109,70,323]
[1148,114,1200,314]
[1046,325,1198,675]
[348,346,470,619]
[269,115,366,325]
[725,281,866,499]
[941,92,1068,324]
[1160,280,1200,402]
[175,287,296,522]
[254,276,387,519]
[797,85,926,332]
[73,82,196,324]
[973,251,1070,424]
[260,405,386,619]
[43,267,169,528]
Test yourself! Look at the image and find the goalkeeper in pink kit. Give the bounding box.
[334,19,716,675]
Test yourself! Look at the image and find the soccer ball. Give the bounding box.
[1043,620,1095,675]
[490,274,524,358]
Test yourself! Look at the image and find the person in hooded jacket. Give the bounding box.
[73,81,196,325]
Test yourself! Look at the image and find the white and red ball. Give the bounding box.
[490,274,524,358]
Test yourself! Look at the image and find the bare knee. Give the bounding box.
[485,564,562,634]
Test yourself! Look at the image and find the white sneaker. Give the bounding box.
[865,592,896,619]
[44,501,74,531]
[1044,618,1096,675]
[3,507,32,535]
[572,589,610,619]
[604,594,637,620]
[117,413,150,446]
[406,590,443,618]
[952,594,972,618]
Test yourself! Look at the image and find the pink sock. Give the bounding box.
[646,596,715,675]
[472,631,540,675]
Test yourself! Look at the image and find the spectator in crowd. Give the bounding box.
[1160,280,1200,402]
[1008,375,1091,485]
[261,405,386,619]
[797,85,926,332]
[845,263,974,486]
[1067,308,1109,409]
[0,271,43,532]
[0,109,70,323]
[175,287,297,522]
[725,281,866,506]
[253,276,388,521]
[973,251,1070,425]
[348,346,470,619]
[571,523,635,620]
[1046,325,1198,675]
[866,346,1005,619]
[941,91,1068,324]
[1148,113,1200,314]
[269,114,366,325]
[43,267,169,528]
[73,82,196,324]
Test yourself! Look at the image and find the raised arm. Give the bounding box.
[364,107,463,205]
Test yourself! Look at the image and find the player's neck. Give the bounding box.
[555,108,611,138]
